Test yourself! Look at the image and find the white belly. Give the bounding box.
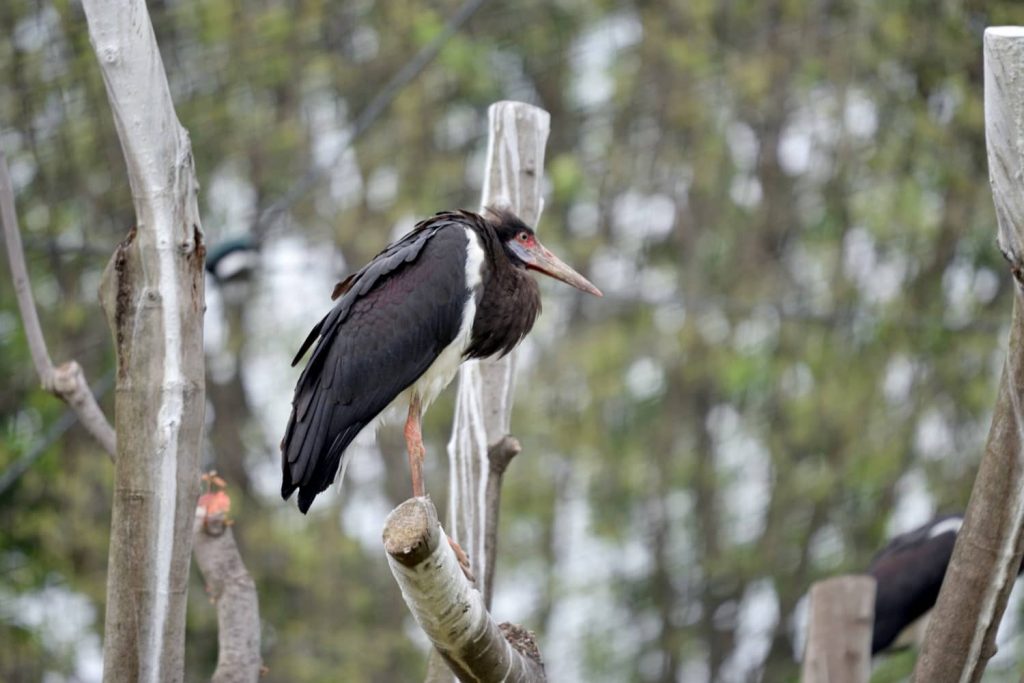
[379,225,484,423]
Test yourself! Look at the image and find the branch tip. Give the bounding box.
[383,497,441,566]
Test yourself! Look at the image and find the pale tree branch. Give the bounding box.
[194,487,263,683]
[483,436,522,609]
[447,99,551,601]
[384,498,546,683]
[914,27,1024,683]
[800,575,874,683]
[0,151,117,459]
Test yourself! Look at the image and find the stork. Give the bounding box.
[281,209,601,513]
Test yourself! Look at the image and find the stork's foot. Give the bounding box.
[447,535,475,582]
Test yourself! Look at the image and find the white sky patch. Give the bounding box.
[570,12,643,109]
[888,468,935,537]
[780,362,815,399]
[842,227,906,305]
[992,582,1024,672]
[305,94,363,210]
[914,408,955,461]
[696,306,731,345]
[729,174,763,209]
[844,88,879,139]
[625,357,666,401]
[706,405,772,545]
[434,104,480,151]
[338,439,394,551]
[590,246,639,297]
[786,243,834,315]
[13,6,60,53]
[733,305,780,355]
[719,579,780,683]
[0,583,103,682]
[245,236,342,442]
[349,25,379,63]
[726,121,759,172]
[568,201,601,238]
[638,265,678,305]
[543,468,645,682]
[882,354,916,406]
[974,267,1000,304]
[365,166,399,211]
[808,524,845,571]
[611,191,675,249]
[778,125,813,176]
[653,301,687,335]
[206,164,257,239]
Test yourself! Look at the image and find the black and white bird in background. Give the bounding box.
[869,513,1024,654]
[280,208,601,514]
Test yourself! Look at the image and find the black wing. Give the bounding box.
[868,515,961,653]
[282,216,474,512]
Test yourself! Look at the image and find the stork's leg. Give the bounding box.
[404,395,473,580]
[404,394,426,498]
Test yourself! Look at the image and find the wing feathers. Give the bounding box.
[281,218,475,511]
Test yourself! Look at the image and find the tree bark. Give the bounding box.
[913,26,1024,683]
[384,498,546,683]
[800,576,875,683]
[81,2,206,680]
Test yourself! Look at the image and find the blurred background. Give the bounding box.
[1,0,1021,680]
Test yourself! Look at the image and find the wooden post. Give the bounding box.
[913,27,1024,683]
[81,1,206,681]
[801,575,875,683]
[446,101,550,601]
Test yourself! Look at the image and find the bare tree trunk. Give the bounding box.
[913,26,1024,683]
[81,2,206,680]
[800,576,875,683]
[446,100,550,600]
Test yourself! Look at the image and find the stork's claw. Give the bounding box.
[447,535,475,582]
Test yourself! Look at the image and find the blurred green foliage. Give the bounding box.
[2,0,1023,680]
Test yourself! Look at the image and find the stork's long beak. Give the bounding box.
[511,239,603,297]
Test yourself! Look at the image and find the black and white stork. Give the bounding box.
[281,209,601,513]
[868,513,1024,654]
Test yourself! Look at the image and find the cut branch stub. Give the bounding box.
[800,575,875,683]
[193,493,263,683]
[384,497,546,683]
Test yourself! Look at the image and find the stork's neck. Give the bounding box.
[463,222,542,360]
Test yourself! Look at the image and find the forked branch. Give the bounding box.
[0,152,116,459]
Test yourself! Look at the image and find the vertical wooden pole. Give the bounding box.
[913,26,1024,683]
[446,101,550,600]
[801,576,875,683]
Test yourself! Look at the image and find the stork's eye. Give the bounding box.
[517,231,530,243]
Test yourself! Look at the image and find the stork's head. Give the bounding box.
[491,210,603,297]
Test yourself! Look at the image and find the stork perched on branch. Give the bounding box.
[281,209,600,513]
